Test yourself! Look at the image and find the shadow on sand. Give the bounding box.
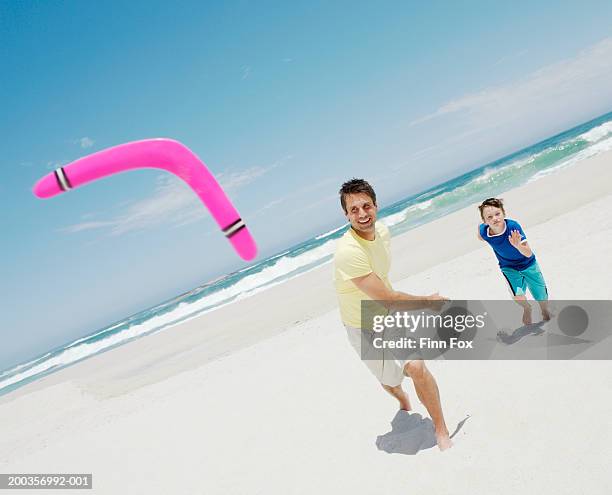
[376,411,469,455]
[496,321,546,344]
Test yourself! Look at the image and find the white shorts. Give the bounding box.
[345,324,406,387]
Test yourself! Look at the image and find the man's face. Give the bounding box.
[481,206,505,229]
[344,192,377,236]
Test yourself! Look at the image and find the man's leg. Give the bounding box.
[381,383,412,411]
[403,360,453,451]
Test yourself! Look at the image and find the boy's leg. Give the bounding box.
[534,297,551,321]
[523,263,551,320]
[501,267,532,324]
[514,295,533,325]
[403,360,452,451]
[538,301,551,321]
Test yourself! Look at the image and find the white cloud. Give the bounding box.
[389,126,489,172]
[45,160,67,170]
[253,177,341,219]
[410,38,612,128]
[254,197,285,216]
[217,154,291,191]
[60,175,205,235]
[290,192,338,216]
[241,65,252,80]
[61,156,290,236]
[62,220,115,233]
[491,49,529,68]
[78,137,94,148]
[217,166,269,191]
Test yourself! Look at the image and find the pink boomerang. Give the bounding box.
[33,138,257,261]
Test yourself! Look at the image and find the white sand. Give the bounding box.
[1,152,612,494]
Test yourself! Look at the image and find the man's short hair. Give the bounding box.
[478,197,505,220]
[339,178,377,213]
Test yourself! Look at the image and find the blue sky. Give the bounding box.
[3,0,612,369]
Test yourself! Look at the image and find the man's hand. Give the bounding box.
[426,292,449,312]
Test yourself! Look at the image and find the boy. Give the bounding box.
[477,197,551,325]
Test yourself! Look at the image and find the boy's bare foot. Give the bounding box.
[542,309,552,321]
[436,432,453,451]
[522,306,533,325]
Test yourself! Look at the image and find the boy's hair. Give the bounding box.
[478,197,505,220]
[339,178,377,213]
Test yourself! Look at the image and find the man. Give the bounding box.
[334,178,453,451]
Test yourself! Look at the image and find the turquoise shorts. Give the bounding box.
[501,262,548,301]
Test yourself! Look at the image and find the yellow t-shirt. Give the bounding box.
[334,222,392,328]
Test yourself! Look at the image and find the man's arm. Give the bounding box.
[351,272,447,311]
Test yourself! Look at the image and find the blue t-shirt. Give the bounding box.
[479,218,535,271]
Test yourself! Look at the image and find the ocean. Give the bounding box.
[2,111,612,396]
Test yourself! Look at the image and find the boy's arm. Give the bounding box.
[350,272,447,311]
[477,224,484,241]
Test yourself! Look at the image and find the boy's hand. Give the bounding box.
[509,229,533,257]
[508,229,523,248]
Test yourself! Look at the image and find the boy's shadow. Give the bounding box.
[496,321,546,344]
[375,411,469,455]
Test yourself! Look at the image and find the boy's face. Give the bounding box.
[481,205,505,229]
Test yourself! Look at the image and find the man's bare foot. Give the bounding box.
[542,309,552,321]
[436,432,453,451]
[400,397,412,411]
[522,306,533,325]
